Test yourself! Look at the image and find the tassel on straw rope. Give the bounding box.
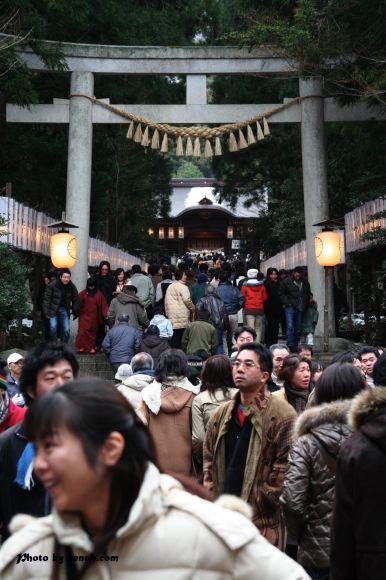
[161,133,168,153]
[228,132,238,152]
[134,124,143,143]
[256,121,264,140]
[186,137,193,156]
[141,126,150,147]
[263,117,270,136]
[193,137,201,157]
[176,136,184,156]
[151,129,160,149]
[247,125,256,145]
[215,137,222,156]
[204,139,213,158]
[126,121,134,139]
[238,129,248,149]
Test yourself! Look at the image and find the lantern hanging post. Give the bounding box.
[48,212,79,269]
[313,219,343,352]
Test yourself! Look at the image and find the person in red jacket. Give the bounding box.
[241,269,268,344]
[0,373,25,434]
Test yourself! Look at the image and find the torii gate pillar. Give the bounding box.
[65,71,94,293]
[300,76,335,342]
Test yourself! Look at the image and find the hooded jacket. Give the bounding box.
[149,314,173,338]
[331,387,386,580]
[281,399,352,569]
[137,378,200,475]
[241,279,268,311]
[102,322,141,365]
[117,372,155,409]
[130,272,155,307]
[164,281,194,330]
[108,292,148,329]
[139,334,170,364]
[0,464,309,580]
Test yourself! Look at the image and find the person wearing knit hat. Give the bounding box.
[114,363,133,384]
[190,273,209,306]
[241,271,268,343]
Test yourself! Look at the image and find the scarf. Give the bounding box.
[285,384,309,414]
[14,441,35,490]
[0,389,10,424]
[142,376,200,414]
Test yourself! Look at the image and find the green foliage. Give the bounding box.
[0,218,30,330]
[361,210,386,246]
[173,159,205,179]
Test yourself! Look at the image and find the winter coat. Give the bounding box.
[331,387,386,580]
[192,388,238,465]
[281,400,352,569]
[0,422,49,541]
[301,301,319,334]
[42,279,80,318]
[0,398,25,434]
[75,289,108,350]
[94,273,116,305]
[278,276,311,312]
[164,281,194,330]
[130,273,155,307]
[196,293,228,329]
[241,279,268,311]
[137,377,200,475]
[102,322,141,365]
[182,321,218,356]
[204,390,296,550]
[108,292,148,329]
[190,282,208,305]
[139,334,170,364]
[264,280,283,316]
[149,314,173,338]
[0,463,309,580]
[216,282,244,315]
[117,371,155,409]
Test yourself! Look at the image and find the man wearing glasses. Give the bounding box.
[203,342,296,551]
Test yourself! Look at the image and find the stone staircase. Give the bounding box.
[77,353,115,381]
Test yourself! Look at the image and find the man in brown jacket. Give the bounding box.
[203,342,296,550]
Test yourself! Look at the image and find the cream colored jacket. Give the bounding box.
[0,464,309,580]
[164,280,194,329]
[192,388,238,464]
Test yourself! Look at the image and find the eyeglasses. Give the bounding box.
[231,359,261,370]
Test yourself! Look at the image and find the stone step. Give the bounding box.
[77,353,115,381]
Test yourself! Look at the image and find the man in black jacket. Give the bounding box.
[278,267,311,353]
[42,268,80,343]
[0,342,78,540]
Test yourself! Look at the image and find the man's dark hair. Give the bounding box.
[331,350,359,364]
[20,342,79,404]
[123,285,137,294]
[358,346,380,360]
[155,349,188,382]
[219,272,230,283]
[315,362,365,404]
[238,343,273,375]
[298,344,313,357]
[234,325,257,341]
[148,264,159,276]
[197,308,211,322]
[293,266,303,274]
[131,264,142,274]
[174,270,186,281]
[59,268,71,278]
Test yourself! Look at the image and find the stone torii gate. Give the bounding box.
[6,38,386,341]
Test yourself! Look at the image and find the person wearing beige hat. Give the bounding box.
[6,353,24,407]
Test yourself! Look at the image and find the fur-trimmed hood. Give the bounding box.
[348,387,386,454]
[349,387,386,430]
[294,399,352,441]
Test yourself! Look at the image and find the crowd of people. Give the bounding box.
[0,256,384,579]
